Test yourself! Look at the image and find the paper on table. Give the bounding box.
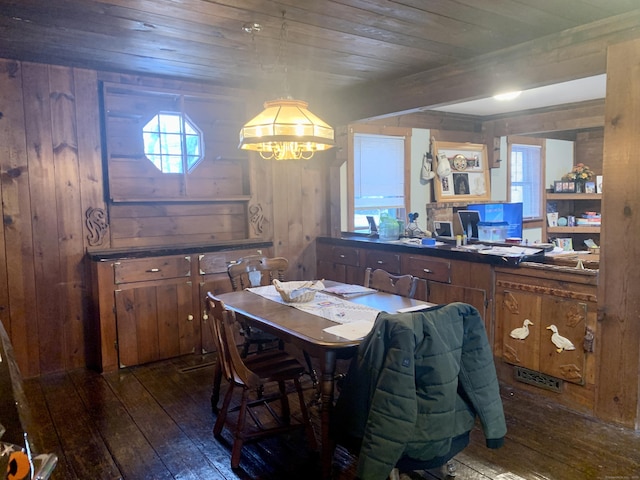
[396,303,436,313]
[323,320,374,340]
[323,284,377,297]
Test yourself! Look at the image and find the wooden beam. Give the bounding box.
[596,37,640,429]
[330,10,640,122]
[482,100,605,137]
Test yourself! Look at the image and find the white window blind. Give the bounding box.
[354,133,405,209]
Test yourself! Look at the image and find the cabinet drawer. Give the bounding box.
[113,256,191,284]
[364,250,401,273]
[327,246,360,267]
[403,256,451,283]
[198,248,269,275]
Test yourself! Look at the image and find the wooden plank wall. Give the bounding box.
[575,130,604,174]
[0,60,332,376]
[0,60,105,377]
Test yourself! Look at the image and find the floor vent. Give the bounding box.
[514,366,563,392]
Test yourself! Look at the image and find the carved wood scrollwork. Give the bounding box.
[85,207,109,246]
[565,303,587,327]
[249,203,264,235]
[559,364,582,382]
[496,280,597,303]
[503,344,521,364]
[503,291,519,314]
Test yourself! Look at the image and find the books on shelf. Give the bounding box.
[577,212,601,227]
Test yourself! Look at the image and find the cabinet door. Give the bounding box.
[199,273,236,354]
[501,289,587,385]
[427,281,487,327]
[115,278,194,367]
[317,260,347,282]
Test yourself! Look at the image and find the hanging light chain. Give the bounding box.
[278,11,291,98]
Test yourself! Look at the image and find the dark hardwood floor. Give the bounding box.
[20,353,640,480]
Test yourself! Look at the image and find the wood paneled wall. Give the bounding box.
[0,60,104,377]
[0,60,331,377]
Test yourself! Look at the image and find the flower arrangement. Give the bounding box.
[562,163,594,182]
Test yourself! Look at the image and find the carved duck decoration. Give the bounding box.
[510,319,533,340]
[547,324,576,353]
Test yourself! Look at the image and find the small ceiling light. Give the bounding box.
[241,22,262,34]
[493,91,522,101]
[239,12,334,160]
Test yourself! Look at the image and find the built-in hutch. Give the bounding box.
[89,243,273,372]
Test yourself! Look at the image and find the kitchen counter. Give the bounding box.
[322,233,545,266]
[88,239,273,261]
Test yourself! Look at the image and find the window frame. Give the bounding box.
[507,136,545,225]
[347,125,412,232]
[142,111,204,174]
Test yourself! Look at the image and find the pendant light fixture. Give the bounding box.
[239,12,335,160]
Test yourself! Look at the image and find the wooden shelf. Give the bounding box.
[546,193,601,201]
[547,226,600,234]
[544,187,601,246]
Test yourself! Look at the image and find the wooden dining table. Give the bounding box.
[216,281,434,479]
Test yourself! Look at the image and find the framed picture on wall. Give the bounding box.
[433,141,491,203]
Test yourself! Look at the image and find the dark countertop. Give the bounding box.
[319,234,545,266]
[88,240,274,261]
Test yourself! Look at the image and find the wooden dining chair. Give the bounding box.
[205,293,318,469]
[227,255,289,357]
[364,267,419,299]
[227,255,318,385]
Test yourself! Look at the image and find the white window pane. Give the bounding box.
[142,111,204,174]
[510,144,542,219]
[354,133,405,209]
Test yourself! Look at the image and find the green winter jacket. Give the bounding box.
[332,302,506,480]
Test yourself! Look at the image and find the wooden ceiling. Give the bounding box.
[1,0,638,105]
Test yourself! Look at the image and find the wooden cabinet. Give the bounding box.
[400,255,492,336]
[494,264,598,411]
[197,249,267,353]
[316,243,364,285]
[316,237,602,411]
[115,276,194,367]
[90,244,271,371]
[316,239,494,340]
[544,193,601,249]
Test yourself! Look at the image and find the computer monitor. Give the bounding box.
[434,221,453,237]
[366,215,378,234]
[467,202,523,239]
[457,210,481,239]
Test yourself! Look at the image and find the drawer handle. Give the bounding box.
[377,260,384,264]
[423,268,433,274]
[187,314,194,321]
[146,268,161,273]
[339,254,345,258]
